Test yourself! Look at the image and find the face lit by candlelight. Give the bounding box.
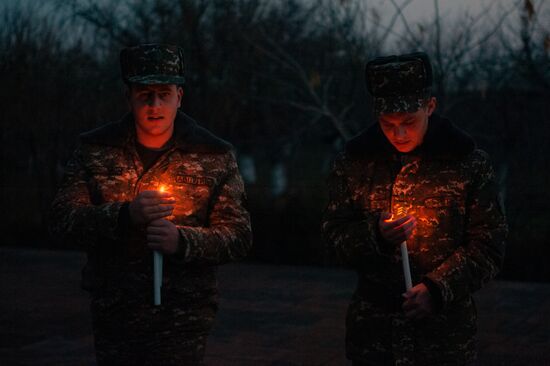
[127,83,183,148]
[378,97,436,153]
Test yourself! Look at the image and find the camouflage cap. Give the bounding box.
[120,44,185,85]
[365,52,432,115]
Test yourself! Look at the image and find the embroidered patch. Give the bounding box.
[174,174,215,187]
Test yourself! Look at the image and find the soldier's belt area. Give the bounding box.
[90,258,218,295]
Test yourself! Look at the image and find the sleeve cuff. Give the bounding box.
[116,201,134,237]
[421,276,444,312]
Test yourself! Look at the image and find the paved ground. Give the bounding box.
[1,248,549,365]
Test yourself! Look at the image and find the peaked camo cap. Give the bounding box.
[120,43,185,85]
[365,52,433,115]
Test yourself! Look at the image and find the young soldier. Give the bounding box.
[322,52,507,366]
[50,44,252,365]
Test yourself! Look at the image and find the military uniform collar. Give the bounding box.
[345,114,475,160]
[80,111,232,154]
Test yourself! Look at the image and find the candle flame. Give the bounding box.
[159,185,167,193]
[385,205,408,223]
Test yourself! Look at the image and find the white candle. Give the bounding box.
[154,184,167,305]
[153,251,163,305]
[401,241,412,291]
[392,205,413,291]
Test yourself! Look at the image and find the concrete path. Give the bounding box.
[1,248,549,365]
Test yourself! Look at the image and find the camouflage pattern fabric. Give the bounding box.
[50,111,252,365]
[120,43,185,85]
[372,92,430,117]
[91,296,216,365]
[322,114,507,365]
[365,52,432,115]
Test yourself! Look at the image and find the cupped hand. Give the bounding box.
[378,212,416,245]
[129,190,176,226]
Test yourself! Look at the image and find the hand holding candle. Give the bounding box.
[147,218,180,254]
[128,189,175,225]
[402,283,435,319]
[379,211,416,291]
[379,212,416,246]
[147,185,179,305]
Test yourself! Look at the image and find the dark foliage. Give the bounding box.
[1,0,549,281]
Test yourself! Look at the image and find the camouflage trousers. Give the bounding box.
[346,291,477,366]
[91,294,217,366]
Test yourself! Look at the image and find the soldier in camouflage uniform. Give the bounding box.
[50,44,252,365]
[322,52,507,366]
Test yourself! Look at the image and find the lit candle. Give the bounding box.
[387,207,413,291]
[153,184,167,306]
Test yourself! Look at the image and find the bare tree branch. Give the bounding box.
[389,0,422,49]
[379,0,415,45]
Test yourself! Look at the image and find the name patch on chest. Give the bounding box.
[174,174,215,187]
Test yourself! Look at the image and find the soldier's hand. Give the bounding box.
[378,212,416,245]
[129,190,176,226]
[146,219,179,255]
[402,283,434,320]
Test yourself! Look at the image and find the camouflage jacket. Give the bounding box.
[50,111,252,306]
[322,114,507,365]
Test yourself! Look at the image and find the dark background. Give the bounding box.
[1,0,550,282]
